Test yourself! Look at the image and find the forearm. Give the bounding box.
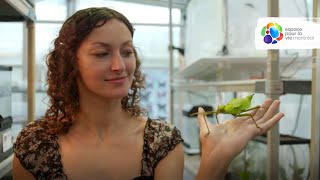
[195,151,231,180]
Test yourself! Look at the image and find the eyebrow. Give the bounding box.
[90,40,133,47]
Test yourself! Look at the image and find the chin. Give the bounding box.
[101,89,129,99]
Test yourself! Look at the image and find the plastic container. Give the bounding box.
[0,66,12,118]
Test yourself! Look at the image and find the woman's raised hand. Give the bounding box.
[195,99,284,179]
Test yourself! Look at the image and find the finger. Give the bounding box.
[236,108,259,121]
[239,98,273,122]
[197,107,211,135]
[262,100,281,120]
[253,98,273,121]
[259,112,285,133]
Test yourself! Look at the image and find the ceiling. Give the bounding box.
[0,0,36,21]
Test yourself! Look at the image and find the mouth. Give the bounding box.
[105,76,127,81]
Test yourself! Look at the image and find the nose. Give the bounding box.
[111,52,126,72]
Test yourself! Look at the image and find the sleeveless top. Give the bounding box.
[13,118,183,180]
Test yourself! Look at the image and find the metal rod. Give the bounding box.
[27,20,35,123]
[267,0,280,179]
[169,0,174,124]
[35,20,183,27]
[310,0,319,179]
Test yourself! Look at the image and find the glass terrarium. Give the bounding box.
[0,65,12,119]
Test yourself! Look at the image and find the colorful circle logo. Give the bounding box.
[261,22,283,44]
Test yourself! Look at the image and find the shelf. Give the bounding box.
[12,86,46,93]
[172,79,257,92]
[0,66,12,71]
[255,79,311,94]
[253,134,310,145]
[0,0,24,173]
[179,56,312,81]
[0,153,13,178]
[0,66,12,98]
[0,0,36,21]
[0,90,11,98]
[172,79,311,95]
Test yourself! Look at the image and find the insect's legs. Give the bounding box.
[235,113,263,131]
[215,114,220,124]
[241,105,260,112]
[203,114,210,136]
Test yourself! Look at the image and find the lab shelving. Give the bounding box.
[173,78,311,95]
[171,0,319,179]
[0,67,13,178]
[173,56,318,180]
[173,59,318,180]
[0,0,36,178]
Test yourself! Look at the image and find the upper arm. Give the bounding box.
[13,154,36,180]
[154,143,184,180]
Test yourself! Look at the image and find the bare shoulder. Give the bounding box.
[154,139,184,180]
[13,154,36,180]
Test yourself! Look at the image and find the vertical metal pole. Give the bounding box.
[22,22,28,84]
[67,0,76,17]
[22,22,29,105]
[27,21,35,123]
[310,1,320,179]
[169,0,174,124]
[267,0,280,179]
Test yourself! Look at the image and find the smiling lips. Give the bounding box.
[105,76,127,83]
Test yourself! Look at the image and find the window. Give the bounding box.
[35,0,67,21]
[76,0,181,24]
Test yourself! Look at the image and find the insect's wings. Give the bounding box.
[238,94,254,110]
[224,103,239,114]
[226,98,243,107]
[226,94,254,110]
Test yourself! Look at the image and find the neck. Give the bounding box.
[71,92,134,141]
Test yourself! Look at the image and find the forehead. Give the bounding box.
[83,19,132,44]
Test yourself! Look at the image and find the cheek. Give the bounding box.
[126,60,136,75]
[78,62,105,82]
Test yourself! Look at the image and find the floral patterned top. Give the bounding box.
[13,118,183,180]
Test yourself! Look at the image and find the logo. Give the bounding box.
[261,22,283,44]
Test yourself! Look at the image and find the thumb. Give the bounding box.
[197,107,210,136]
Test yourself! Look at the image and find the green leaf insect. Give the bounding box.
[191,94,262,135]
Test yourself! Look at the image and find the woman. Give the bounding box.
[13,7,284,180]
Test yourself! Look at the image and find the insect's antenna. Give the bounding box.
[214,106,220,124]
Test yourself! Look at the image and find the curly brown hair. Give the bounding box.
[45,7,145,134]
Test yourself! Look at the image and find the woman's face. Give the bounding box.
[76,19,136,100]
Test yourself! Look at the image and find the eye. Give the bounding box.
[122,50,133,57]
[94,52,110,58]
